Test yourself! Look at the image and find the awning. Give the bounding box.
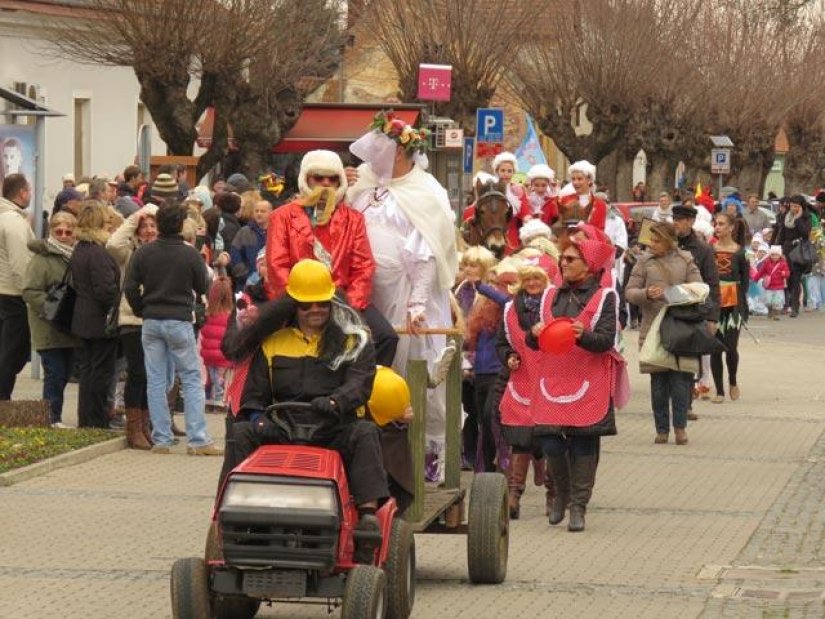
[196,103,424,153]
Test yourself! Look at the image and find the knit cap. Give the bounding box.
[151,173,179,198]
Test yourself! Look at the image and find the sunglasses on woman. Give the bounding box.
[53,228,74,238]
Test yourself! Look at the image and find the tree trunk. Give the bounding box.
[596,149,618,200]
[784,116,825,194]
[136,71,197,156]
[614,149,636,201]
[645,157,673,199]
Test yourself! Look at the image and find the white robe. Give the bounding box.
[350,166,456,445]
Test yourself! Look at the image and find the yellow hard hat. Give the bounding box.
[368,366,411,427]
[286,259,336,303]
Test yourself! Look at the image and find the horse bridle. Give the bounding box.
[473,190,512,238]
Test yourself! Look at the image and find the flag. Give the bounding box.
[515,114,547,173]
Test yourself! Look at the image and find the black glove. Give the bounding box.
[311,396,338,416]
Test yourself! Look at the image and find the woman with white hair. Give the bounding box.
[556,160,607,231]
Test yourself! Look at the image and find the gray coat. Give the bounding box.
[625,249,702,373]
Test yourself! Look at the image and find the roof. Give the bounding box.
[197,102,425,153]
[0,85,62,116]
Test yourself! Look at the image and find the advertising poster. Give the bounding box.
[0,124,36,198]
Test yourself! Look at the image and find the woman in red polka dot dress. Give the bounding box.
[530,232,625,532]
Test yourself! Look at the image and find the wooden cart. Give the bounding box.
[399,330,509,584]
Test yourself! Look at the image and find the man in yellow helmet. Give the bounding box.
[218,259,388,563]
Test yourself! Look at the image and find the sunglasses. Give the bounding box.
[560,255,582,264]
[310,174,340,184]
[297,301,331,311]
[53,229,74,237]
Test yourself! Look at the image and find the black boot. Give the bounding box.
[568,454,599,532]
[547,454,571,525]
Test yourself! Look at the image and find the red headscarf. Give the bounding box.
[571,223,615,276]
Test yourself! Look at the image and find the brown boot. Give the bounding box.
[543,458,555,516]
[507,453,531,519]
[532,455,546,487]
[170,411,186,437]
[140,409,153,446]
[568,453,598,532]
[125,408,152,450]
[547,454,571,525]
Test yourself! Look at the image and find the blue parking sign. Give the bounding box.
[463,137,475,173]
[476,108,504,143]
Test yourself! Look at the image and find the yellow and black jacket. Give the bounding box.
[239,325,376,422]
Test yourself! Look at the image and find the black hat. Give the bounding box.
[672,204,698,219]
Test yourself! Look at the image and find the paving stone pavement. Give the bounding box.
[2,313,825,618]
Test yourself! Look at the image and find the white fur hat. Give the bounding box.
[298,150,348,204]
[519,218,552,244]
[527,164,555,182]
[692,219,715,239]
[492,152,517,172]
[769,245,783,256]
[568,160,597,182]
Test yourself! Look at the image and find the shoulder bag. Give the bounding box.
[43,262,76,333]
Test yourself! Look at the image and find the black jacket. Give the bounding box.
[678,231,721,322]
[70,240,120,339]
[778,211,812,259]
[241,332,375,416]
[124,235,209,322]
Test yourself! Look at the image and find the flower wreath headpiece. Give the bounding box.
[370,110,431,153]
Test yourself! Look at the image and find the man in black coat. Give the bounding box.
[672,203,721,419]
[673,204,721,324]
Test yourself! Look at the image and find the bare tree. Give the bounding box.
[48,0,345,177]
[507,0,700,170]
[364,0,547,131]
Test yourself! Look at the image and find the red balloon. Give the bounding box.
[538,317,576,355]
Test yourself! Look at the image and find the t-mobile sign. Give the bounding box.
[417,64,452,101]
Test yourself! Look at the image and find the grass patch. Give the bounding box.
[0,427,115,473]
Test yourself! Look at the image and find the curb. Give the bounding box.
[0,436,127,487]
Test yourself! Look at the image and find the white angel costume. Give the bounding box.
[348,130,458,481]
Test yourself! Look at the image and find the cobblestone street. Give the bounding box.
[1,314,824,618]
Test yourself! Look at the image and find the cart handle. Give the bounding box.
[393,327,464,336]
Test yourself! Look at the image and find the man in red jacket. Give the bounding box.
[266,150,397,365]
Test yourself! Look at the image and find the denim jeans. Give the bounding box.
[650,370,693,434]
[39,347,74,423]
[206,366,226,403]
[142,319,212,448]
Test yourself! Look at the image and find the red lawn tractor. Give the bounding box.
[170,403,415,619]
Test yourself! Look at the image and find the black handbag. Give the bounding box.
[789,238,816,274]
[660,304,726,357]
[43,264,76,333]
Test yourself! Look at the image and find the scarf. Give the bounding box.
[785,211,797,229]
[46,237,74,262]
[348,163,458,290]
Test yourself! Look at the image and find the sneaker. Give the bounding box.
[187,443,224,456]
[51,422,73,429]
[428,343,457,388]
[108,416,126,430]
[151,444,173,454]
